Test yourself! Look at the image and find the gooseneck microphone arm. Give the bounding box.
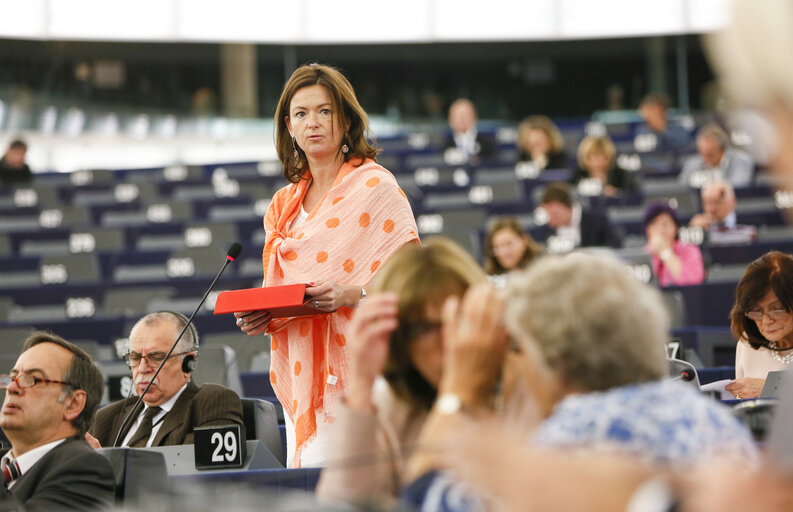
[112,242,242,447]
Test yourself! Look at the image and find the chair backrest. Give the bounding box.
[97,448,169,505]
[241,398,285,467]
[191,345,243,396]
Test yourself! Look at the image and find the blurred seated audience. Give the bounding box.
[87,311,243,448]
[727,251,793,399]
[482,217,542,283]
[679,123,754,188]
[443,98,495,161]
[403,252,756,510]
[689,180,756,246]
[644,201,705,287]
[516,115,566,170]
[571,134,637,196]
[315,237,506,508]
[537,182,622,251]
[0,332,114,510]
[636,92,692,152]
[0,139,32,185]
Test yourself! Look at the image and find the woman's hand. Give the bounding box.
[725,377,766,399]
[438,282,509,408]
[647,229,670,255]
[345,293,399,412]
[234,310,272,336]
[306,281,362,311]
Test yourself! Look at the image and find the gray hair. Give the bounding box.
[697,123,730,150]
[504,252,669,392]
[132,311,198,354]
[706,0,793,112]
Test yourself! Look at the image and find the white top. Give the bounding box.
[556,203,582,248]
[290,205,309,232]
[122,382,188,447]
[453,128,479,157]
[735,341,792,379]
[4,439,66,488]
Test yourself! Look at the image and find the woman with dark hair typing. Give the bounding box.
[315,238,509,508]
[233,63,418,467]
[726,251,793,399]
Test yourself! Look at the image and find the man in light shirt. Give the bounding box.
[0,332,114,510]
[87,311,242,448]
[679,123,754,188]
[689,180,756,246]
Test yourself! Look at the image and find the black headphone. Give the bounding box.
[158,311,199,374]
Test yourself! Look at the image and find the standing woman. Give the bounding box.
[235,63,419,467]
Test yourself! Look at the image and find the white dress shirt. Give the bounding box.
[3,439,66,488]
[121,383,188,448]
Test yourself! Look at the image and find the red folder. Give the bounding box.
[213,284,326,318]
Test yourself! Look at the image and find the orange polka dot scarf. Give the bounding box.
[262,158,418,467]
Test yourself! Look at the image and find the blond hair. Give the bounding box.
[517,115,565,154]
[372,237,487,408]
[576,135,617,170]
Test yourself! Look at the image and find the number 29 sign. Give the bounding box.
[194,424,246,470]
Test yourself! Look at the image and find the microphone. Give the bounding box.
[671,369,696,382]
[112,242,242,447]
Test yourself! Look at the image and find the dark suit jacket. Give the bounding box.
[443,132,496,159]
[580,210,622,248]
[0,437,115,511]
[89,381,243,448]
[536,209,622,250]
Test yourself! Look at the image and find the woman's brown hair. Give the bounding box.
[274,63,378,183]
[483,217,542,275]
[371,237,487,410]
[730,251,793,349]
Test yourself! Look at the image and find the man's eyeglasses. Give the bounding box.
[122,351,191,368]
[745,308,789,323]
[0,373,72,390]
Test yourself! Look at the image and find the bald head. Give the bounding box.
[701,180,736,222]
[448,99,477,135]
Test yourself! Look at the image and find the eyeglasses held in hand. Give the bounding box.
[0,373,72,390]
[122,350,192,368]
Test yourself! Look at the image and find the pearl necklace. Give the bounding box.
[767,342,793,365]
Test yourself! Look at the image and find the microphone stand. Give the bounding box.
[112,244,241,447]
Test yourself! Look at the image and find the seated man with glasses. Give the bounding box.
[0,331,115,510]
[87,311,243,448]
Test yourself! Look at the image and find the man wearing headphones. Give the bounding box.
[86,311,243,448]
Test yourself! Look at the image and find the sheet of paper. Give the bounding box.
[699,378,734,400]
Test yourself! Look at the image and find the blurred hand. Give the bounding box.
[306,281,360,311]
[234,310,272,336]
[680,460,793,512]
[345,293,399,411]
[725,377,765,399]
[689,213,714,230]
[647,229,671,255]
[439,282,508,407]
[85,432,101,450]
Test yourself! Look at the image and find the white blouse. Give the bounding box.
[735,341,792,379]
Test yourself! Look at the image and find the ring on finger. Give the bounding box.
[314,300,320,308]
[238,319,248,327]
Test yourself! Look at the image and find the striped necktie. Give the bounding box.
[2,456,20,486]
